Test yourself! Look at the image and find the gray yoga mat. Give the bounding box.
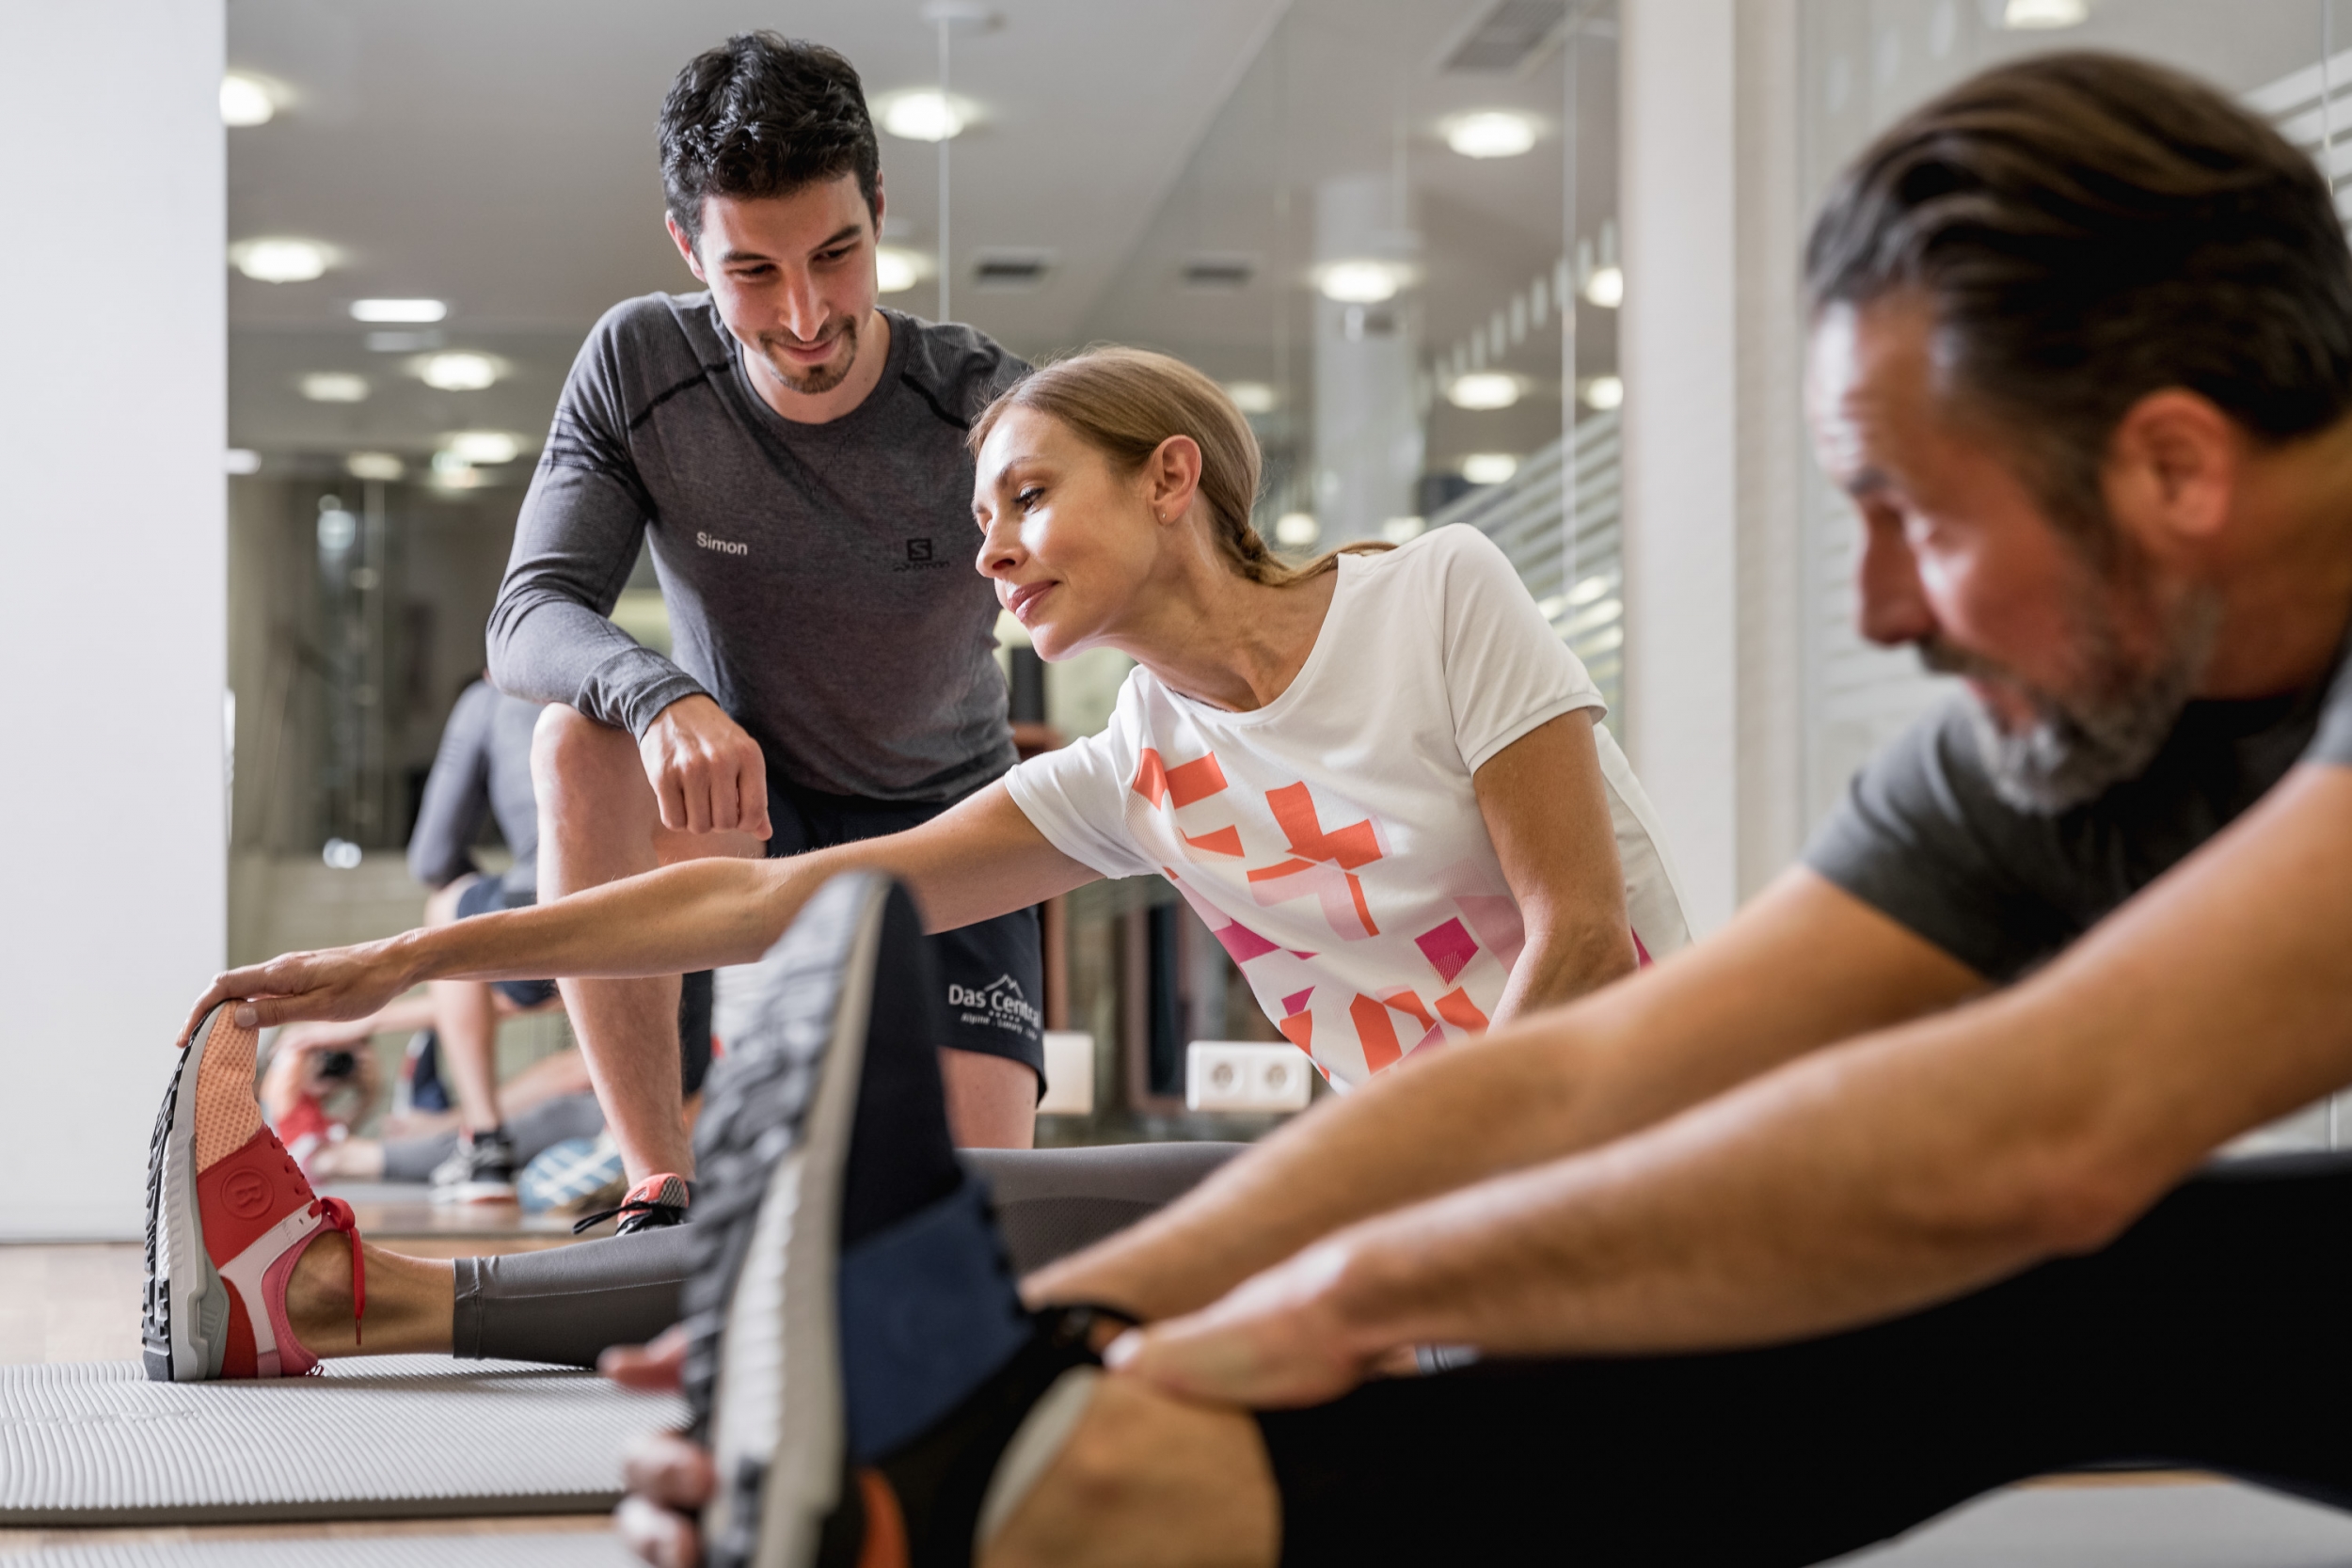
[0,1533,638,1568]
[0,1356,684,1527]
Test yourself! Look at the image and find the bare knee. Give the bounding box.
[532,704,642,807]
[985,1377,1276,1568]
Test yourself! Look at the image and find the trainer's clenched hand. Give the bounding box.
[641,695,771,839]
[176,941,415,1048]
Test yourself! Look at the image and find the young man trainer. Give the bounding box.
[488,34,1040,1216]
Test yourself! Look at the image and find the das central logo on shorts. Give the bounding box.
[947,973,1042,1036]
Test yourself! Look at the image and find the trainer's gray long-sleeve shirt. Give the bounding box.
[487,294,1025,803]
[407,680,546,895]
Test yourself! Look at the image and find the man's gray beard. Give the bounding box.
[1916,587,2220,816]
[755,316,858,396]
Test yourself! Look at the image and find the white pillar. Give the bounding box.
[1312,174,1422,546]
[1620,0,1804,935]
[0,2,226,1237]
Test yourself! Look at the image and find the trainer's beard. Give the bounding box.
[754,314,860,396]
[1915,579,2221,816]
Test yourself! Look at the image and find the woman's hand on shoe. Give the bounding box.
[1103,1238,1393,1409]
[178,941,417,1047]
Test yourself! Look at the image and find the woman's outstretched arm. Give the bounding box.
[180,783,1095,1043]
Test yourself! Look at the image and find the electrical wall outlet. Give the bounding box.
[1038,1029,1096,1116]
[1186,1040,1314,1114]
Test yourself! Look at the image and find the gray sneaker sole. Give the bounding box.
[143,1006,231,1383]
[684,872,897,1568]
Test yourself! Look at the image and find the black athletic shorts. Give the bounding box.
[765,778,1045,1090]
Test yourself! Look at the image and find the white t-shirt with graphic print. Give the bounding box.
[1004,526,1690,1091]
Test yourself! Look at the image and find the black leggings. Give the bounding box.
[1262,1151,2352,1566]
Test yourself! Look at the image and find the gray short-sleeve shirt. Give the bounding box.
[1804,631,2352,982]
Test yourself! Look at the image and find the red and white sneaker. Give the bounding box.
[144,1005,365,1382]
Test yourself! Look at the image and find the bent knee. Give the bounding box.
[532,704,638,797]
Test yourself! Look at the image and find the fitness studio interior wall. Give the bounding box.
[0,2,228,1239]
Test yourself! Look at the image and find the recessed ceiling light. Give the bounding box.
[1182,255,1257,291]
[1461,452,1519,484]
[231,238,331,283]
[1446,372,1520,411]
[1381,515,1427,542]
[445,431,523,465]
[1581,374,1626,411]
[1314,260,1410,305]
[351,298,447,324]
[421,352,499,391]
[2002,0,2087,26]
[346,452,405,482]
[877,90,967,142]
[300,372,369,404]
[220,72,276,128]
[1442,111,1538,159]
[1273,513,1320,547]
[972,251,1055,290]
[1224,382,1279,415]
[875,246,928,293]
[224,448,262,475]
[1583,265,1625,309]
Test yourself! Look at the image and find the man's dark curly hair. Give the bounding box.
[1805,52,2352,551]
[659,32,881,246]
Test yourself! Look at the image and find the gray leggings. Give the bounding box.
[451,1142,1245,1367]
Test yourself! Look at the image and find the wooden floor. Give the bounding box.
[0,1204,614,1555]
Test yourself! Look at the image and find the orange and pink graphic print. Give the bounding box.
[1128,744,1523,1086]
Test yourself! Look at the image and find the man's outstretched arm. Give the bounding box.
[1026,866,1982,1323]
[1124,763,2352,1408]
